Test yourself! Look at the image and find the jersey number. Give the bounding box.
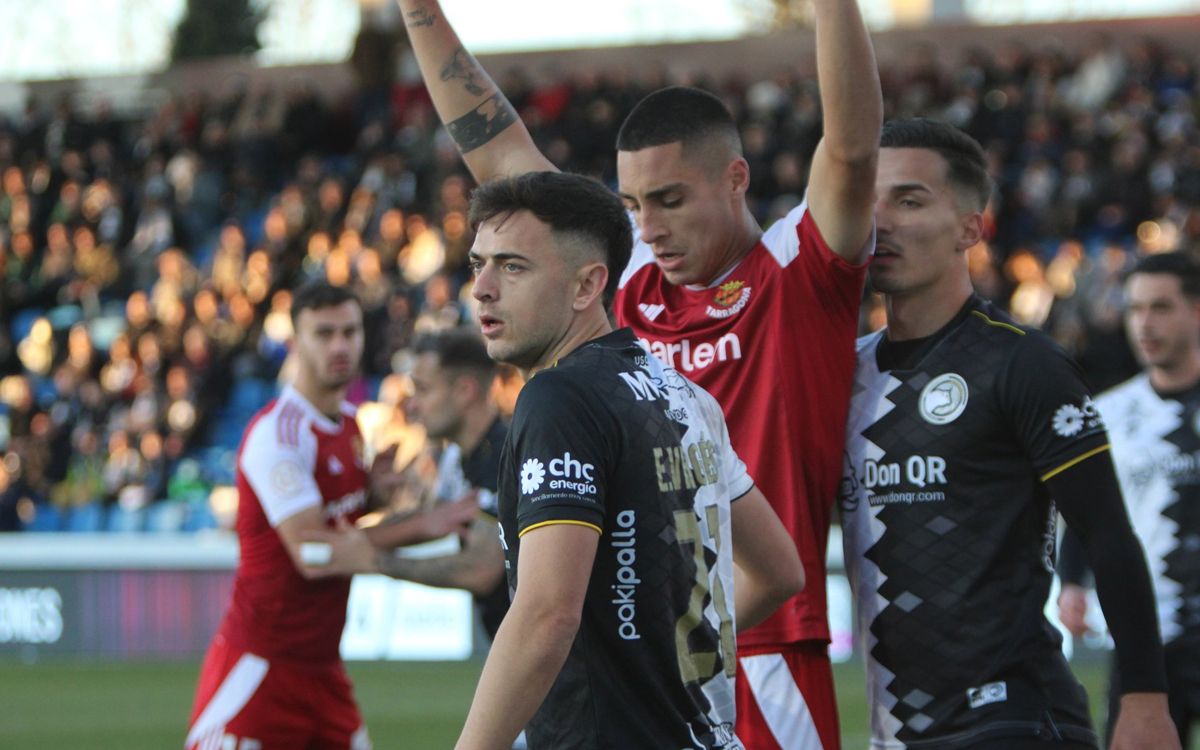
[673,506,736,684]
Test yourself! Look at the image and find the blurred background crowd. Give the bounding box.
[2,33,1197,531]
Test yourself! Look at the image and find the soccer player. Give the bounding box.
[451,169,803,750]
[394,1,880,744]
[838,118,1178,749]
[185,282,473,750]
[306,328,510,637]
[1058,252,1200,746]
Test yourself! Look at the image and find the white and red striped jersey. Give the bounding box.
[615,201,868,648]
[215,385,368,663]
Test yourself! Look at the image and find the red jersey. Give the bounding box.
[216,386,368,663]
[615,201,866,647]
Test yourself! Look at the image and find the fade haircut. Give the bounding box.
[1128,251,1200,299]
[290,280,360,325]
[880,118,992,212]
[414,328,497,393]
[468,171,632,311]
[616,86,742,168]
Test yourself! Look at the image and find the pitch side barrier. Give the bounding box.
[0,533,473,661]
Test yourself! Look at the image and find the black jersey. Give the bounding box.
[840,296,1105,749]
[433,416,510,638]
[497,328,753,750]
[1098,375,1200,647]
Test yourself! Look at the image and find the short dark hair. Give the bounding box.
[468,171,632,310]
[291,280,360,324]
[414,328,496,388]
[880,119,992,211]
[1128,252,1200,298]
[616,86,741,159]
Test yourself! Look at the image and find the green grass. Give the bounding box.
[0,658,1185,748]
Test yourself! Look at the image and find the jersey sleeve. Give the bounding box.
[509,372,613,538]
[763,197,870,320]
[239,415,322,526]
[998,332,1110,480]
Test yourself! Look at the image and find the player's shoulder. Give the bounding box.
[242,388,317,454]
[759,199,812,268]
[513,366,595,420]
[962,298,1065,360]
[1097,372,1153,411]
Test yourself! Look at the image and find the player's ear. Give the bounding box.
[572,261,609,312]
[727,157,751,198]
[956,210,984,253]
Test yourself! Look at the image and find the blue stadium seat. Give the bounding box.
[9,307,44,343]
[64,502,106,533]
[145,501,186,533]
[182,501,219,532]
[47,304,84,331]
[87,315,127,352]
[23,503,63,532]
[106,505,145,533]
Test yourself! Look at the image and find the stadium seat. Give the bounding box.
[145,501,186,533]
[47,304,84,331]
[64,502,106,533]
[106,505,146,533]
[9,307,44,343]
[182,501,219,532]
[23,503,63,532]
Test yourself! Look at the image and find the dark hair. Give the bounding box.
[880,118,992,211]
[468,171,632,310]
[290,280,360,324]
[615,86,741,158]
[1128,252,1200,298]
[414,328,496,388]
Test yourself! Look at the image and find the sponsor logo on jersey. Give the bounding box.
[619,370,668,401]
[322,488,366,520]
[1051,396,1103,437]
[638,302,666,322]
[610,509,640,640]
[520,458,545,494]
[705,281,751,319]
[966,681,1008,709]
[640,332,743,373]
[653,440,721,493]
[521,453,598,496]
[919,373,969,425]
[860,455,949,506]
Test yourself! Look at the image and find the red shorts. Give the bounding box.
[736,642,839,750]
[185,636,370,750]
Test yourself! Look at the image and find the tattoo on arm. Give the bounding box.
[440,47,486,96]
[446,94,520,153]
[404,9,438,28]
[380,551,465,588]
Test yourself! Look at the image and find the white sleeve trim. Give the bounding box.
[239,412,323,527]
[760,199,810,268]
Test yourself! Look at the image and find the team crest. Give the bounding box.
[705,280,751,319]
[919,373,969,425]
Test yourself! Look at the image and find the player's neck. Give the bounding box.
[524,308,613,380]
[885,279,973,342]
[454,404,498,456]
[291,375,347,421]
[701,210,762,287]
[1148,353,1200,394]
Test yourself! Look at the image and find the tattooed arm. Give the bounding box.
[397,0,556,180]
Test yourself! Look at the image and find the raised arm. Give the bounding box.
[804,0,882,262]
[396,0,556,180]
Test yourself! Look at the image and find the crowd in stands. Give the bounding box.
[1,33,1197,531]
